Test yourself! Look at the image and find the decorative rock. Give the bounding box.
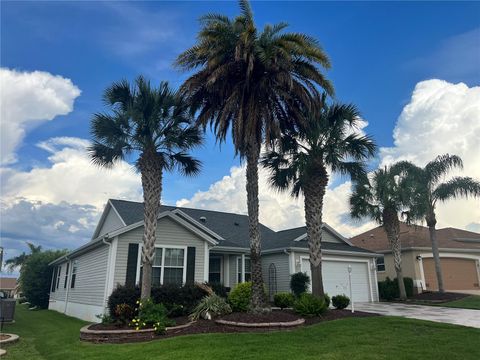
[0,333,19,345]
[0,348,6,357]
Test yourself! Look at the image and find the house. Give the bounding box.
[350,223,480,294]
[0,277,17,298]
[49,199,380,322]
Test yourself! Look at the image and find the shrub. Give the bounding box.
[20,249,68,309]
[293,293,327,317]
[332,294,350,309]
[290,272,310,297]
[274,293,295,309]
[108,285,140,318]
[130,298,174,335]
[207,282,229,298]
[96,313,114,324]
[190,294,232,320]
[378,277,414,300]
[114,303,135,325]
[228,282,252,312]
[324,293,331,308]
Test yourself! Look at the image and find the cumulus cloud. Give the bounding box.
[1,137,142,208]
[0,68,81,165]
[178,79,480,237]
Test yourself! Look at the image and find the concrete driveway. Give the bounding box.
[353,302,480,329]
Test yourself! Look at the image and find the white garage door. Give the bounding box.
[301,258,371,302]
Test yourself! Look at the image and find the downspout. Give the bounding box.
[102,235,112,314]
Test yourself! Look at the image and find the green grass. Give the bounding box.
[3,304,480,360]
[439,295,480,310]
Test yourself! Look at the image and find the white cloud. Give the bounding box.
[0,68,81,165]
[1,137,142,209]
[177,79,480,237]
[380,79,480,231]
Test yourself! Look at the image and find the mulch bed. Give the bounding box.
[0,334,11,341]
[89,316,190,331]
[407,291,470,302]
[220,310,300,323]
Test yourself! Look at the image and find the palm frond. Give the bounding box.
[433,176,480,202]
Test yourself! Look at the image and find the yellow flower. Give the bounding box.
[135,327,139,331]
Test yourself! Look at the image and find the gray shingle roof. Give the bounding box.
[109,199,375,255]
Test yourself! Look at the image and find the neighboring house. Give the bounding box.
[49,199,380,322]
[350,223,480,294]
[0,277,17,298]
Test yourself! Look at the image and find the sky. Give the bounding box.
[1,1,480,274]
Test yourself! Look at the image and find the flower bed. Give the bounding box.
[216,310,305,328]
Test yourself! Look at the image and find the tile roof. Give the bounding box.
[0,277,17,290]
[349,222,480,252]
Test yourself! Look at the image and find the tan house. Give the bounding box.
[350,223,480,294]
[0,277,18,298]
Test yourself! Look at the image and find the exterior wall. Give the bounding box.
[323,229,343,243]
[97,208,124,238]
[228,254,240,288]
[261,253,291,294]
[377,251,418,282]
[113,216,208,287]
[49,262,67,302]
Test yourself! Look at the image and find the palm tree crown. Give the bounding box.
[262,98,376,197]
[5,242,42,272]
[176,0,333,155]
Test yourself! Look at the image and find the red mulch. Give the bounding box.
[406,292,470,303]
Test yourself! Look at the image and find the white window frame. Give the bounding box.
[135,244,187,286]
[376,256,385,272]
[55,265,62,289]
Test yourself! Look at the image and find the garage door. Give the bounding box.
[423,258,479,291]
[301,258,371,302]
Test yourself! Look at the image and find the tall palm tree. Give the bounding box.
[262,98,376,297]
[176,0,333,311]
[4,242,42,272]
[350,164,413,300]
[395,154,480,292]
[89,76,203,299]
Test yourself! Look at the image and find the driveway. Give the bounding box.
[354,302,480,329]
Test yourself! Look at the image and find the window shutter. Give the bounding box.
[51,266,57,292]
[186,247,195,284]
[125,243,139,287]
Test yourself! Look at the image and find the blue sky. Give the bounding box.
[1,1,480,269]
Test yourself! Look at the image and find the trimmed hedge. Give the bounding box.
[293,293,327,317]
[228,282,252,312]
[332,294,350,309]
[274,293,295,309]
[378,277,414,300]
[290,272,310,297]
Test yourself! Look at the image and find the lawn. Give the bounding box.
[439,295,480,310]
[3,304,480,360]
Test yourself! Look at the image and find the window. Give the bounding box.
[141,247,186,286]
[51,267,58,292]
[55,265,62,289]
[64,263,70,288]
[209,256,222,283]
[237,257,252,283]
[376,257,385,272]
[70,261,78,288]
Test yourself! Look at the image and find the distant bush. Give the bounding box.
[332,294,350,309]
[274,293,295,309]
[324,293,331,308]
[20,249,68,309]
[378,277,414,300]
[228,282,252,312]
[290,272,310,297]
[293,293,327,317]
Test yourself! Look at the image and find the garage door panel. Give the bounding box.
[423,257,479,291]
[301,259,371,302]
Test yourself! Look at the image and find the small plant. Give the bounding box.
[290,272,310,297]
[228,282,252,312]
[293,293,327,317]
[96,313,114,324]
[324,293,331,308]
[190,293,232,320]
[332,294,350,309]
[274,293,295,309]
[115,303,135,325]
[130,298,174,335]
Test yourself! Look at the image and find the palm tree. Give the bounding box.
[89,76,203,299]
[262,98,376,297]
[394,154,480,292]
[350,164,413,300]
[4,242,42,272]
[176,0,333,311]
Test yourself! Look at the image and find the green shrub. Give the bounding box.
[20,249,68,308]
[114,303,135,325]
[378,277,414,300]
[108,286,140,318]
[324,293,331,308]
[228,282,252,312]
[293,293,327,317]
[190,294,232,320]
[332,294,350,309]
[274,293,295,309]
[131,298,174,335]
[290,272,310,297]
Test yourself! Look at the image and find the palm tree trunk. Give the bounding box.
[303,170,328,298]
[138,150,163,300]
[382,208,407,300]
[245,142,267,312]
[426,213,444,292]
